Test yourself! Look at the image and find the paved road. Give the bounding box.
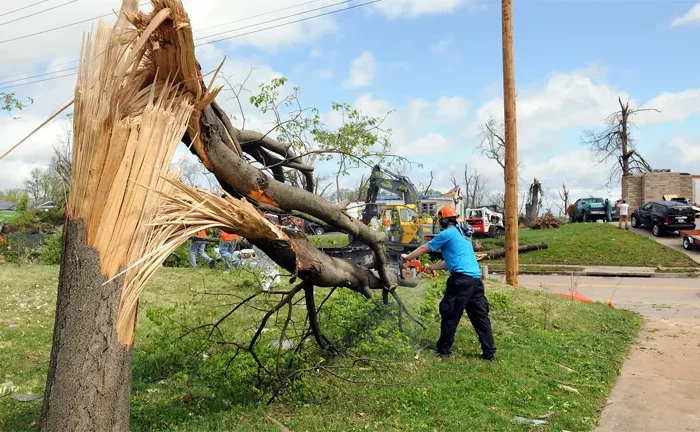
[515,275,700,318]
[509,275,700,432]
[609,219,700,264]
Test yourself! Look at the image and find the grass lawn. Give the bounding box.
[309,233,349,249]
[311,224,698,268]
[1,264,641,431]
[480,223,699,268]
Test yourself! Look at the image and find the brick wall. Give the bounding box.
[622,172,694,209]
[678,174,693,201]
[622,174,644,209]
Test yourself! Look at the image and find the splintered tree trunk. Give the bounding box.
[36,1,205,430]
[40,219,132,431]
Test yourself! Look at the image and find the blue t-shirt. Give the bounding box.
[426,226,481,278]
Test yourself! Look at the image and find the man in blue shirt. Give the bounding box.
[401,206,496,360]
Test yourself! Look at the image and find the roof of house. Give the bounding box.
[439,186,462,200]
[0,201,17,211]
[35,201,57,209]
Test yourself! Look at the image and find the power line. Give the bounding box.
[196,0,379,47]
[1,71,79,89]
[0,0,78,28]
[0,66,79,87]
[0,0,50,18]
[194,0,354,42]
[195,0,324,36]
[0,1,150,45]
[0,0,379,90]
[0,0,356,84]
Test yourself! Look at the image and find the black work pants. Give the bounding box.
[436,273,496,357]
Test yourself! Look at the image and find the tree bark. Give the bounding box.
[484,243,548,260]
[40,219,132,432]
[188,104,397,292]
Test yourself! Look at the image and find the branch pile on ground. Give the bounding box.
[530,210,562,230]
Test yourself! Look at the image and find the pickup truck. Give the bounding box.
[571,198,615,222]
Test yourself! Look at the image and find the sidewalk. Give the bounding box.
[596,316,700,432]
[514,274,700,432]
[487,264,698,278]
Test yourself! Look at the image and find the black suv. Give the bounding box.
[630,201,697,237]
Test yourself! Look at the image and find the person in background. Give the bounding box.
[218,230,240,271]
[618,200,630,230]
[400,206,496,361]
[190,229,216,268]
[604,198,612,222]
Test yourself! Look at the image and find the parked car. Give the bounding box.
[571,198,615,222]
[630,201,697,237]
[304,221,343,235]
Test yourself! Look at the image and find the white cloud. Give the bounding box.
[636,89,700,125]
[463,65,700,201]
[0,115,65,189]
[435,96,470,123]
[341,93,470,157]
[313,68,334,80]
[343,51,377,89]
[668,136,700,163]
[467,65,700,155]
[0,1,341,78]
[373,0,474,19]
[467,68,628,145]
[0,42,292,188]
[429,36,454,54]
[403,133,454,156]
[671,3,700,28]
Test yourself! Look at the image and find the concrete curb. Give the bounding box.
[490,270,698,279]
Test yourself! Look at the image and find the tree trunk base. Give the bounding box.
[40,219,132,432]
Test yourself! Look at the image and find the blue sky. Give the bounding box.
[1,0,699,206]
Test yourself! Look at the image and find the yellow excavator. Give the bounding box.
[356,165,441,257]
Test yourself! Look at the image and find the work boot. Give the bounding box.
[482,353,497,362]
[435,350,451,359]
[209,259,217,269]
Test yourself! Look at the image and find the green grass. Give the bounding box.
[481,223,699,268]
[309,233,350,249]
[0,264,641,431]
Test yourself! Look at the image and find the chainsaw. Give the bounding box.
[400,259,436,280]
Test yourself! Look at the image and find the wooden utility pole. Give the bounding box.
[501,0,519,286]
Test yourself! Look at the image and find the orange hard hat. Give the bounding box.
[438,206,458,218]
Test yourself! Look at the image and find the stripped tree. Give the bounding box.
[477,114,523,188]
[525,178,543,225]
[557,181,570,218]
[581,97,659,190]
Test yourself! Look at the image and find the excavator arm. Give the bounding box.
[361,165,420,224]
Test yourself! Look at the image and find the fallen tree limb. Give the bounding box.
[482,243,549,260]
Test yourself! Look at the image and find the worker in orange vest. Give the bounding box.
[219,230,240,271]
[190,229,216,268]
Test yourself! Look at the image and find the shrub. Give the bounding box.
[40,233,63,265]
[487,291,512,311]
[163,243,191,267]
